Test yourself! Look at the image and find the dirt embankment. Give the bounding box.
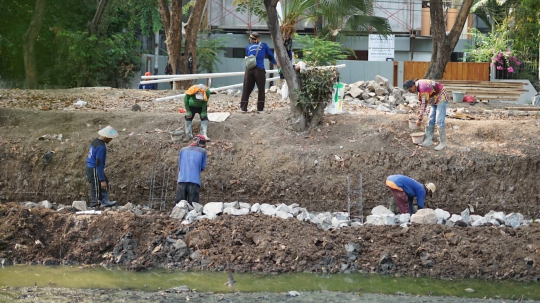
[0,88,540,281]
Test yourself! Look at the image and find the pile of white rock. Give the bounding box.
[18,199,536,230]
[366,205,534,228]
[340,75,418,113]
[169,201,537,230]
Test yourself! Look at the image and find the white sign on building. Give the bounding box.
[368,34,395,61]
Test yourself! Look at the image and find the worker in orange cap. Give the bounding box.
[138,71,157,90]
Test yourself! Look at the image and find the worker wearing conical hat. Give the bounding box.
[85,126,119,208]
[386,174,436,215]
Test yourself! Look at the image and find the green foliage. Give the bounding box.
[464,28,511,63]
[233,0,267,21]
[196,35,227,73]
[183,0,195,17]
[295,64,338,114]
[509,0,540,54]
[294,34,349,66]
[51,30,140,87]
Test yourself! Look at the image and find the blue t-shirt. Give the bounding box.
[245,43,277,69]
[177,145,207,186]
[387,174,427,209]
[86,138,107,181]
[138,83,157,90]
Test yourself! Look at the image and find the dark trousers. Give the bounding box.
[175,182,201,205]
[240,67,266,111]
[86,167,108,207]
[388,187,414,214]
[185,106,208,121]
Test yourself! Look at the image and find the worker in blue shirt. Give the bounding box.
[86,126,118,208]
[240,32,279,113]
[385,175,436,214]
[175,134,208,206]
[138,72,157,90]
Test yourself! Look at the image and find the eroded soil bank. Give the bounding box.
[0,88,539,284]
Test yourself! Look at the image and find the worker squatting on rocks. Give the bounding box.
[175,135,208,206]
[184,84,211,141]
[403,79,449,151]
[85,126,119,208]
[386,174,436,215]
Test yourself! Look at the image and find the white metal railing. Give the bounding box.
[148,64,346,102]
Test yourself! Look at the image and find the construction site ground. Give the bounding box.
[0,87,539,301]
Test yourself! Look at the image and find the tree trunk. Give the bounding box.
[264,0,305,131]
[159,0,207,90]
[424,0,474,79]
[87,0,110,36]
[179,0,207,89]
[23,0,46,89]
[159,0,184,90]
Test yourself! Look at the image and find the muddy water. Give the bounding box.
[0,265,539,301]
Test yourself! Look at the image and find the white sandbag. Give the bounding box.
[282,81,289,100]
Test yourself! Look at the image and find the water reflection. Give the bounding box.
[0,265,538,300]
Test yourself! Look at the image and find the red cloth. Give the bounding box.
[463,95,475,103]
[388,187,409,214]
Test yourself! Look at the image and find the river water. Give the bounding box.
[0,265,539,302]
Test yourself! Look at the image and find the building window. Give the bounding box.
[232,48,245,58]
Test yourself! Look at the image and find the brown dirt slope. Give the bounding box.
[0,88,539,281]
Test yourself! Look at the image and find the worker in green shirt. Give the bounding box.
[184,84,211,142]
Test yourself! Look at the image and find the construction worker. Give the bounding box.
[85,126,118,208]
[175,135,207,206]
[183,84,211,141]
[240,32,279,113]
[138,72,157,90]
[403,79,449,151]
[385,174,436,215]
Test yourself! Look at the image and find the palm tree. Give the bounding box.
[470,0,518,31]
[237,0,391,39]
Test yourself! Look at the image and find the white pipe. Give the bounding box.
[152,64,346,101]
[141,64,346,84]
[155,77,280,102]
[141,70,279,84]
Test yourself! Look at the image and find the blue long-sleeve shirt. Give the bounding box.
[177,145,207,186]
[86,138,107,181]
[245,42,277,69]
[386,175,427,209]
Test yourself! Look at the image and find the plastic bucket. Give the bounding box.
[408,119,418,130]
[452,91,465,102]
[411,132,425,144]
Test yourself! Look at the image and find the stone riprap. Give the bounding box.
[19,200,536,230]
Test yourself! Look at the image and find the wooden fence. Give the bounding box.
[403,62,490,81]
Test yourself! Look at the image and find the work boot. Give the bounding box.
[420,126,434,146]
[183,120,193,142]
[201,119,210,141]
[434,127,447,151]
[99,191,117,207]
